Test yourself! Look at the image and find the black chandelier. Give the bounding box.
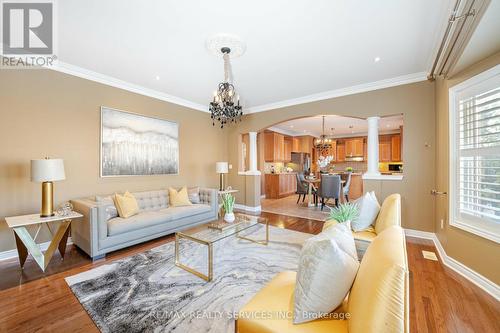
[314,116,333,154]
[209,47,242,128]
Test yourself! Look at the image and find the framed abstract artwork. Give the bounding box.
[100,107,179,177]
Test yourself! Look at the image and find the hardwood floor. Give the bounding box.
[0,212,498,332]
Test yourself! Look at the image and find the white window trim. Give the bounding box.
[448,64,500,244]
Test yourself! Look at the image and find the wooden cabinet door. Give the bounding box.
[337,144,345,162]
[284,138,292,161]
[264,132,275,162]
[292,138,300,152]
[278,134,285,161]
[391,134,401,162]
[331,141,337,161]
[345,140,353,157]
[353,139,364,156]
[379,142,391,162]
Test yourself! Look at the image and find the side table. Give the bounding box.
[5,211,83,272]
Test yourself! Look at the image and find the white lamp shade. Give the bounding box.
[31,159,66,182]
[215,162,229,174]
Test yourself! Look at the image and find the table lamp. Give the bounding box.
[215,162,228,191]
[31,158,66,217]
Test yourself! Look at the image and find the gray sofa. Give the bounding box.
[71,188,218,260]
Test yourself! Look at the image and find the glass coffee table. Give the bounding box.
[174,213,269,282]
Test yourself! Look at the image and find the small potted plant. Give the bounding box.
[222,193,236,222]
[329,202,359,229]
[345,166,353,172]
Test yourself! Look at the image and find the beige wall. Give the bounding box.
[228,81,436,232]
[0,70,227,252]
[435,52,500,284]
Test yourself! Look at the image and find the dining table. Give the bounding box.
[303,176,346,208]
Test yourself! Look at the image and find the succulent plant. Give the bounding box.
[329,202,359,223]
[222,193,235,214]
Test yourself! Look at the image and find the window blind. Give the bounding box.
[458,86,500,224]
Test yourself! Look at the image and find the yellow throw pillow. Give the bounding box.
[114,191,139,218]
[169,187,192,207]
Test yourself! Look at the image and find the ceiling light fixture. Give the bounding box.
[374,57,381,63]
[207,34,246,129]
[314,116,333,154]
[155,75,160,80]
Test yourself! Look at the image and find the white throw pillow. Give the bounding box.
[351,191,380,232]
[294,223,359,324]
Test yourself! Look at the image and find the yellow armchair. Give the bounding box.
[237,225,409,333]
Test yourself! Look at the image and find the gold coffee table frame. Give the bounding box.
[175,214,269,282]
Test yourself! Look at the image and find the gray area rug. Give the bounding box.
[66,225,311,333]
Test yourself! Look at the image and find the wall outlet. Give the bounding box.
[440,219,444,229]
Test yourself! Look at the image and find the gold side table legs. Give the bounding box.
[175,233,214,282]
[13,220,72,272]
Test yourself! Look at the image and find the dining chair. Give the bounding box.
[295,173,308,204]
[296,172,317,205]
[318,174,341,210]
[343,172,352,202]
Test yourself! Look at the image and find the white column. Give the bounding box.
[366,116,381,177]
[247,132,260,175]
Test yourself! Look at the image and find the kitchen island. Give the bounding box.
[264,173,297,199]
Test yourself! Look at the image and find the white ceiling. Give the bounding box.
[57,0,454,112]
[269,114,403,138]
[453,0,500,75]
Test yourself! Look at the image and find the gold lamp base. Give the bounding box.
[41,181,54,217]
[219,174,225,191]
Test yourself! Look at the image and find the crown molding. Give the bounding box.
[50,62,208,112]
[48,61,426,115]
[245,72,428,114]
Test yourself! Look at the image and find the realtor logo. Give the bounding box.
[2,1,53,54]
[1,0,56,68]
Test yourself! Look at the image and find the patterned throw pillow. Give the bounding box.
[95,195,118,220]
[188,187,200,204]
[294,223,359,324]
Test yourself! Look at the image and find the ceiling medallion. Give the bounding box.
[207,34,245,128]
[314,116,333,154]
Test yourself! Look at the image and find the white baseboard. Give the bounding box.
[405,229,499,301]
[234,204,262,213]
[0,237,73,261]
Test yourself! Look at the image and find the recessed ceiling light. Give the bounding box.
[290,125,294,128]
[155,75,160,80]
[374,57,381,63]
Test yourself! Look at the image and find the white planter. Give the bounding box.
[224,212,235,223]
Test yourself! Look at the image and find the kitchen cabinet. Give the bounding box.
[292,138,300,152]
[265,173,297,199]
[348,173,364,200]
[264,132,285,162]
[345,138,364,157]
[337,144,345,162]
[284,137,292,162]
[379,142,391,162]
[391,134,401,162]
